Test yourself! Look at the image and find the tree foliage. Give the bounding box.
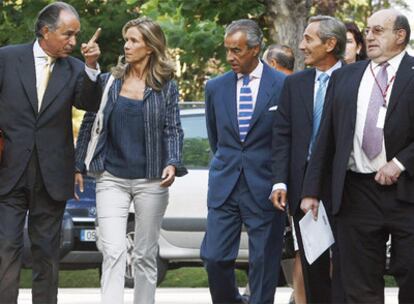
[0,0,411,101]
[313,0,409,25]
[0,0,140,70]
[137,0,266,100]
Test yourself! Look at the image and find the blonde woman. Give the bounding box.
[75,17,186,304]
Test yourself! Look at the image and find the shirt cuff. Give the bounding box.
[268,183,287,200]
[392,157,406,171]
[272,183,287,192]
[85,63,101,82]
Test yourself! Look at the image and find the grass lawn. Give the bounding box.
[160,268,248,288]
[20,267,395,288]
[20,269,101,288]
[19,267,248,288]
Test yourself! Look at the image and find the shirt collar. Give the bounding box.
[315,60,342,83]
[33,40,48,59]
[237,60,263,81]
[371,50,406,73]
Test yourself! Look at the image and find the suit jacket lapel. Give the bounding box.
[299,69,315,123]
[39,58,71,115]
[17,45,38,114]
[386,53,414,122]
[222,73,239,138]
[248,64,273,130]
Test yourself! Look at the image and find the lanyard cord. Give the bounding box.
[369,62,396,107]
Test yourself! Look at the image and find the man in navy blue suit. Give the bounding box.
[200,19,286,304]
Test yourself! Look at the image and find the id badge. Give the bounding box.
[376,106,387,129]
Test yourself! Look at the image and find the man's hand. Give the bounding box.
[160,165,176,188]
[375,160,402,186]
[270,189,287,211]
[74,172,84,201]
[300,197,320,220]
[81,28,101,69]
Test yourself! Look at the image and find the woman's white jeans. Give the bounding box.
[95,171,168,304]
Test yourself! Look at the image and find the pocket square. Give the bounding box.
[268,105,278,111]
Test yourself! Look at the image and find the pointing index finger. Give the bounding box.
[88,28,101,45]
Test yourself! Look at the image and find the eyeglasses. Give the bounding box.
[363,26,400,36]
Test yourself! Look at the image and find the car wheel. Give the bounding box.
[124,220,169,288]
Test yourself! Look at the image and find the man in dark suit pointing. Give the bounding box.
[301,9,414,302]
[0,2,101,303]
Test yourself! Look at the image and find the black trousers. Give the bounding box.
[0,150,66,304]
[330,219,346,304]
[293,208,332,304]
[337,171,414,303]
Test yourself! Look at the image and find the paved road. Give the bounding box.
[18,287,399,303]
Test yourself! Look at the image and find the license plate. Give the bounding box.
[80,229,96,242]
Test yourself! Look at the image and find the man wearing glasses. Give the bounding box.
[301,9,414,302]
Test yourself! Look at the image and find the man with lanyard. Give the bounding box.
[301,9,414,302]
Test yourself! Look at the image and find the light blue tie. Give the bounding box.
[309,72,329,156]
[238,75,253,142]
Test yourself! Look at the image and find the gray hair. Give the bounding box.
[394,13,411,47]
[308,15,346,59]
[35,2,79,38]
[265,44,295,71]
[225,19,264,54]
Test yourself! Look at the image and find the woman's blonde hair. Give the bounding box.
[111,17,175,91]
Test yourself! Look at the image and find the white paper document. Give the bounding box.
[299,201,335,265]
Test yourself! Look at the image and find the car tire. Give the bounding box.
[124,220,169,288]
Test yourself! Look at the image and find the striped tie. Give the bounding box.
[238,74,253,142]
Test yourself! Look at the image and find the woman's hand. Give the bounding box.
[74,172,84,201]
[160,165,176,187]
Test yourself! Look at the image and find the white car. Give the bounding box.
[162,106,251,273]
[124,105,249,287]
[24,104,291,288]
[93,104,292,288]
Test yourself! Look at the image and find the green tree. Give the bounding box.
[1,0,411,101]
[0,0,139,70]
[313,0,410,25]
[1,0,140,136]
[137,0,266,100]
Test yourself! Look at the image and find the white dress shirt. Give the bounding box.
[347,51,406,173]
[33,40,100,96]
[236,60,263,114]
[313,60,342,104]
[271,61,342,195]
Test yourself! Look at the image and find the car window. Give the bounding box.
[181,114,207,139]
[181,113,211,169]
